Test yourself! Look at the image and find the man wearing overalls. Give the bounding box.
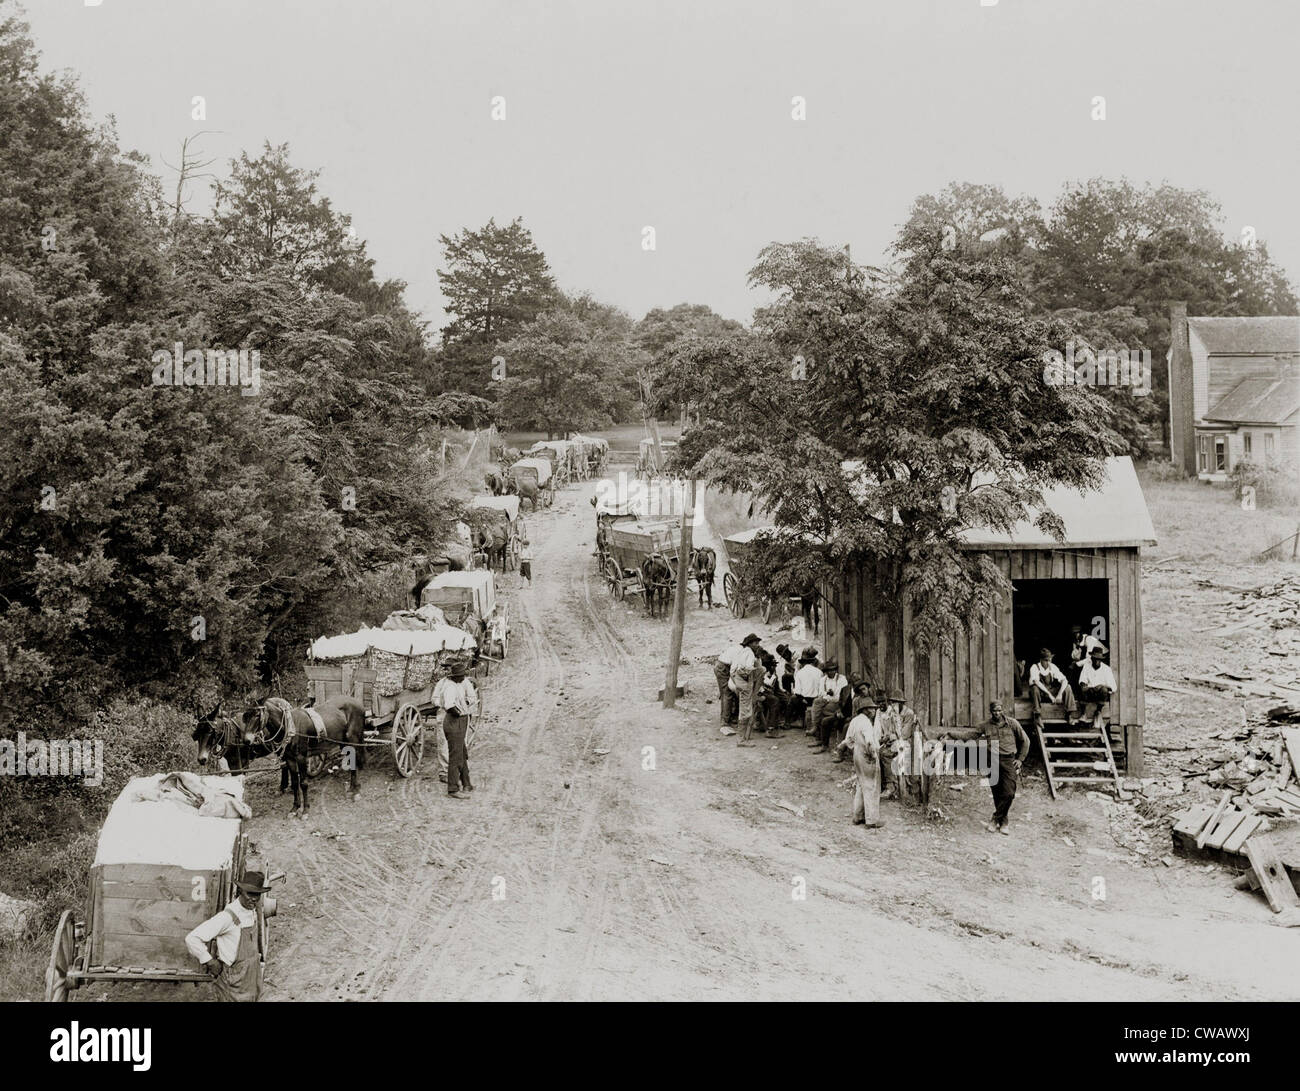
[185,870,269,1001]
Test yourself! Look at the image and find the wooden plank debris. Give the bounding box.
[1244,835,1300,913]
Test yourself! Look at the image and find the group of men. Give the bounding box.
[713,633,1066,837]
[1025,623,1117,729]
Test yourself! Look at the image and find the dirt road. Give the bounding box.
[118,474,1296,1002]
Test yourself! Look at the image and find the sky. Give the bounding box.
[20,0,1300,335]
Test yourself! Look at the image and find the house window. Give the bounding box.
[1214,435,1227,472]
[1264,432,1276,459]
[1197,435,1211,472]
[1243,431,1252,458]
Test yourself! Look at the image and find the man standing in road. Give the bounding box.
[434,658,479,799]
[943,700,1030,835]
[715,634,759,733]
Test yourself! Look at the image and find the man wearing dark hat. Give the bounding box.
[943,699,1030,834]
[715,634,760,732]
[185,869,271,1001]
[434,657,479,798]
[810,659,850,754]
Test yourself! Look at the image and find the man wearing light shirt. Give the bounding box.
[1076,646,1116,727]
[185,870,269,1002]
[793,649,822,736]
[1028,647,1077,723]
[810,660,849,753]
[715,634,759,730]
[434,658,479,798]
[1069,625,1107,685]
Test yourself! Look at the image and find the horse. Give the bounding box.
[799,591,821,635]
[484,470,505,495]
[689,547,716,608]
[506,474,540,511]
[246,694,367,816]
[640,552,675,618]
[193,701,292,791]
[473,524,508,571]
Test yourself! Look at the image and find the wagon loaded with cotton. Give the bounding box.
[304,621,479,778]
[46,773,280,1001]
[527,440,576,487]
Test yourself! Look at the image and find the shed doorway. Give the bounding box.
[1011,578,1109,695]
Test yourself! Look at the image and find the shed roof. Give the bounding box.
[957,456,1156,550]
[1203,375,1300,425]
[1188,316,1300,356]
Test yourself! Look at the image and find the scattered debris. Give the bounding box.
[0,893,36,941]
[775,799,806,818]
[592,748,610,756]
[647,856,673,867]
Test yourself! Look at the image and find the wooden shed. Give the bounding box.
[821,457,1156,772]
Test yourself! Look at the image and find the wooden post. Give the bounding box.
[651,418,665,476]
[663,477,696,708]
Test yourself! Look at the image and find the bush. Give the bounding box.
[1233,459,1300,509]
[1142,458,1187,483]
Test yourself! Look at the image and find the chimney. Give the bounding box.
[1167,302,1195,474]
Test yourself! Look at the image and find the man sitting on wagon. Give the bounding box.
[185,869,271,1002]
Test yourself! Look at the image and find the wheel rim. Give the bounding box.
[392,704,423,777]
[306,751,326,778]
[45,910,75,1002]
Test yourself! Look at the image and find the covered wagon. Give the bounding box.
[602,517,682,601]
[470,494,525,570]
[508,456,554,508]
[421,569,508,663]
[46,773,277,1000]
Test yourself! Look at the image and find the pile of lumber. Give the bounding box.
[1193,575,1300,678]
[1172,716,1300,818]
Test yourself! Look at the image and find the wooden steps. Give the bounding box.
[1032,711,1122,799]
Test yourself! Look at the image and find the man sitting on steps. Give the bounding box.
[1028,647,1076,725]
[1076,645,1116,728]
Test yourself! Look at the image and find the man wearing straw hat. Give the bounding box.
[434,657,479,798]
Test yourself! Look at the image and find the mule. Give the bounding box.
[248,695,367,816]
[193,701,290,790]
[484,470,505,495]
[640,552,675,618]
[473,524,508,571]
[506,475,540,511]
[689,547,716,608]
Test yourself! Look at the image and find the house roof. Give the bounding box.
[1188,316,1300,356]
[1204,375,1300,425]
[957,456,1156,550]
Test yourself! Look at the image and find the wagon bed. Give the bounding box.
[46,774,272,1000]
[601,518,682,600]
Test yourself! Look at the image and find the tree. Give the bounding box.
[435,217,560,393]
[493,309,633,437]
[654,238,1123,665]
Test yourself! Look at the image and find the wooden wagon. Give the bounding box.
[721,526,794,624]
[602,518,682,601]
[509,457,555,507]
[421,569,508,664]
[527,440,575,487]
[594,500,640,572]
[470,494,525,570]
[305,623,479,777]
[572,434,609,476]
[46,774,278,1001]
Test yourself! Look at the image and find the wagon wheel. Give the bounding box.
[44,910,77,1002]
[306,750,327,778]
[391,703,424,777]
[605,558,625,599]
[724,572,745,618]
